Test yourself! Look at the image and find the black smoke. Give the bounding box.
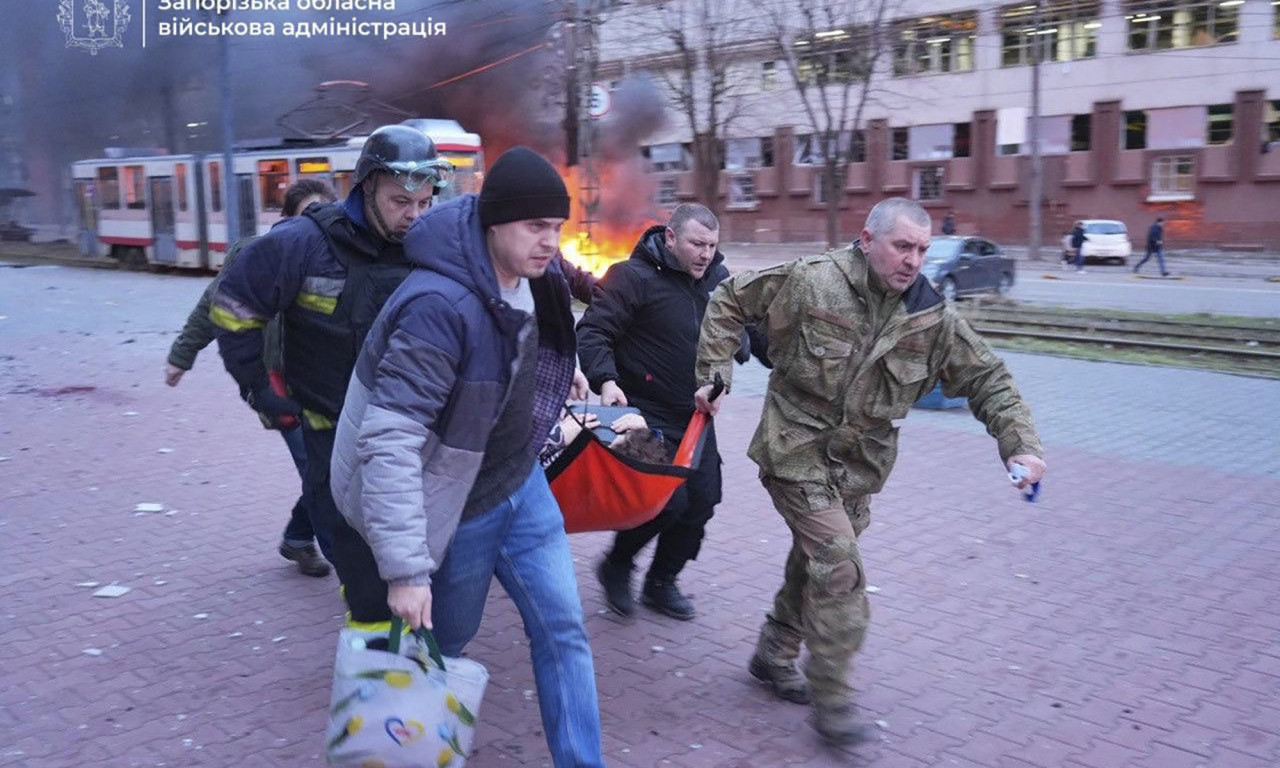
[3,0,666,226]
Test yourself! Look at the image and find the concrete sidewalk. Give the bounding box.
[2,265,1278,767]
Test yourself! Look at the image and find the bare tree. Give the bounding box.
[630,0,756,220]
[770,0,891,247]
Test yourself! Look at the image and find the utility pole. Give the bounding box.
[563,0,579,166]
[576,0,601,251]
[218,11,240,246]
[1027,0,1043,262]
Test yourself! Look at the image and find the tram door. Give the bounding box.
[149,177,177,264]
[237,175,257,238]
[74,180,99,258]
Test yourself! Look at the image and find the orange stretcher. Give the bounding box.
[547,376,723,534]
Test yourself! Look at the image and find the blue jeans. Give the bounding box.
[431,465,605,768]
[1136,246,1168,275]
[1073,245,1085,269]
[279,426,316,548]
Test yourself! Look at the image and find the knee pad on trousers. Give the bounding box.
[809,538,862,597]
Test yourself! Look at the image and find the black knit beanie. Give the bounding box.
[479,146,571,228]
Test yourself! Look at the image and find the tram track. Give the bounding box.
[957,303,1280,378]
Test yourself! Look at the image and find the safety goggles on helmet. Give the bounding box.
[382,158,454,193]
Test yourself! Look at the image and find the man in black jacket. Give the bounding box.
[1135,216,1169,276]
[577,203,728,620]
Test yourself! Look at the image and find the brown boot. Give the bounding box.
[748,617,809,704]
[813,702,876,746]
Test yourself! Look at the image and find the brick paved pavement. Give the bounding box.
[2,264,1278,768]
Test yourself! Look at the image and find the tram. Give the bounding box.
[69,119,483,270]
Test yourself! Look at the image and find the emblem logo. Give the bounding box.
[58,0,131,55]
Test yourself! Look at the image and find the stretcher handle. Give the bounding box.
[674,374,725,469]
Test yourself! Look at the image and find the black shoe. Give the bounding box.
[642,577,695,621]
[596,558,634,617]
[279,542,330,578]
[813,703,877,747]
[748,654,810,704]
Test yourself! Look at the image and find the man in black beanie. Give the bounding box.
[331,146,604,767]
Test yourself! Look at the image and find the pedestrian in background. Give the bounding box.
[1069,220,1087,274]
[164,177,336,577]
[941,211,956,235]
[1135,216,1169,276]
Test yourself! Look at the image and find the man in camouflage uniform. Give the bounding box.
[692,197,1046,745]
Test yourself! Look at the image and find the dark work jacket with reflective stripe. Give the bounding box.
[213,188,410,420]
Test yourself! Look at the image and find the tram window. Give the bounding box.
[209,162,222,212]
[123,165,146,210]
[258,159,289,211]
[175,163,188,212]
[98,167,120,210]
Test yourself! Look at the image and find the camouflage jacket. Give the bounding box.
[695,244,1042,497]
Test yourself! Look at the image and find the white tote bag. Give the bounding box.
[326,618,489,768]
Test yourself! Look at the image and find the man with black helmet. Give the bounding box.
[212,124,452,570]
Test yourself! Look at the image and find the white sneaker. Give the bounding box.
[1076,269,1087,274]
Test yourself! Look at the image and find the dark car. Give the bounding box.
[921,236,1016,301]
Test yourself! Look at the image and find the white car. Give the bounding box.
[1062,219,1133,266]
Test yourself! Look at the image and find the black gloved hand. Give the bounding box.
[247,384,301,429]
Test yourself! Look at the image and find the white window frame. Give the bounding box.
[728,173,757,208]
[655,178,678,206]
[893,13,977,77]
[725,138,765,170]
[912,165,945,201]
[1149,155,1195,201]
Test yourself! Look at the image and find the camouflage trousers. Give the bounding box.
[758,474,871,708]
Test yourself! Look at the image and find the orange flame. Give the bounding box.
[557,164,654,276]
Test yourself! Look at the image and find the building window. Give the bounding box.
[792,28,870,86]
[891,128,909,161]
[725,138,772,170]
[122,165,146,210]
[647,143,689,172]
[1000,1,1100,68]
[1206,104,1232,145]
[1270,100,1280,143]
[655,178,678,206]
[175,163,188,212]
[954,123,972,158]
[97,167,120,210]
[761,136,775,168]
[1071,114,1092,151]
[1150,155,1195,200]
[729,174,757,207]
[795,132,857,165]
[258,159,289,212]
[1125,0,1240,51]
[1125,110,1148,150]
[892,13,977,76]
[761,61,778,91]
[913,166,945,201]
[849,130,866,163]
[209,161,222,212]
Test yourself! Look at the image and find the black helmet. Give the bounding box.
[353,125,454,193]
